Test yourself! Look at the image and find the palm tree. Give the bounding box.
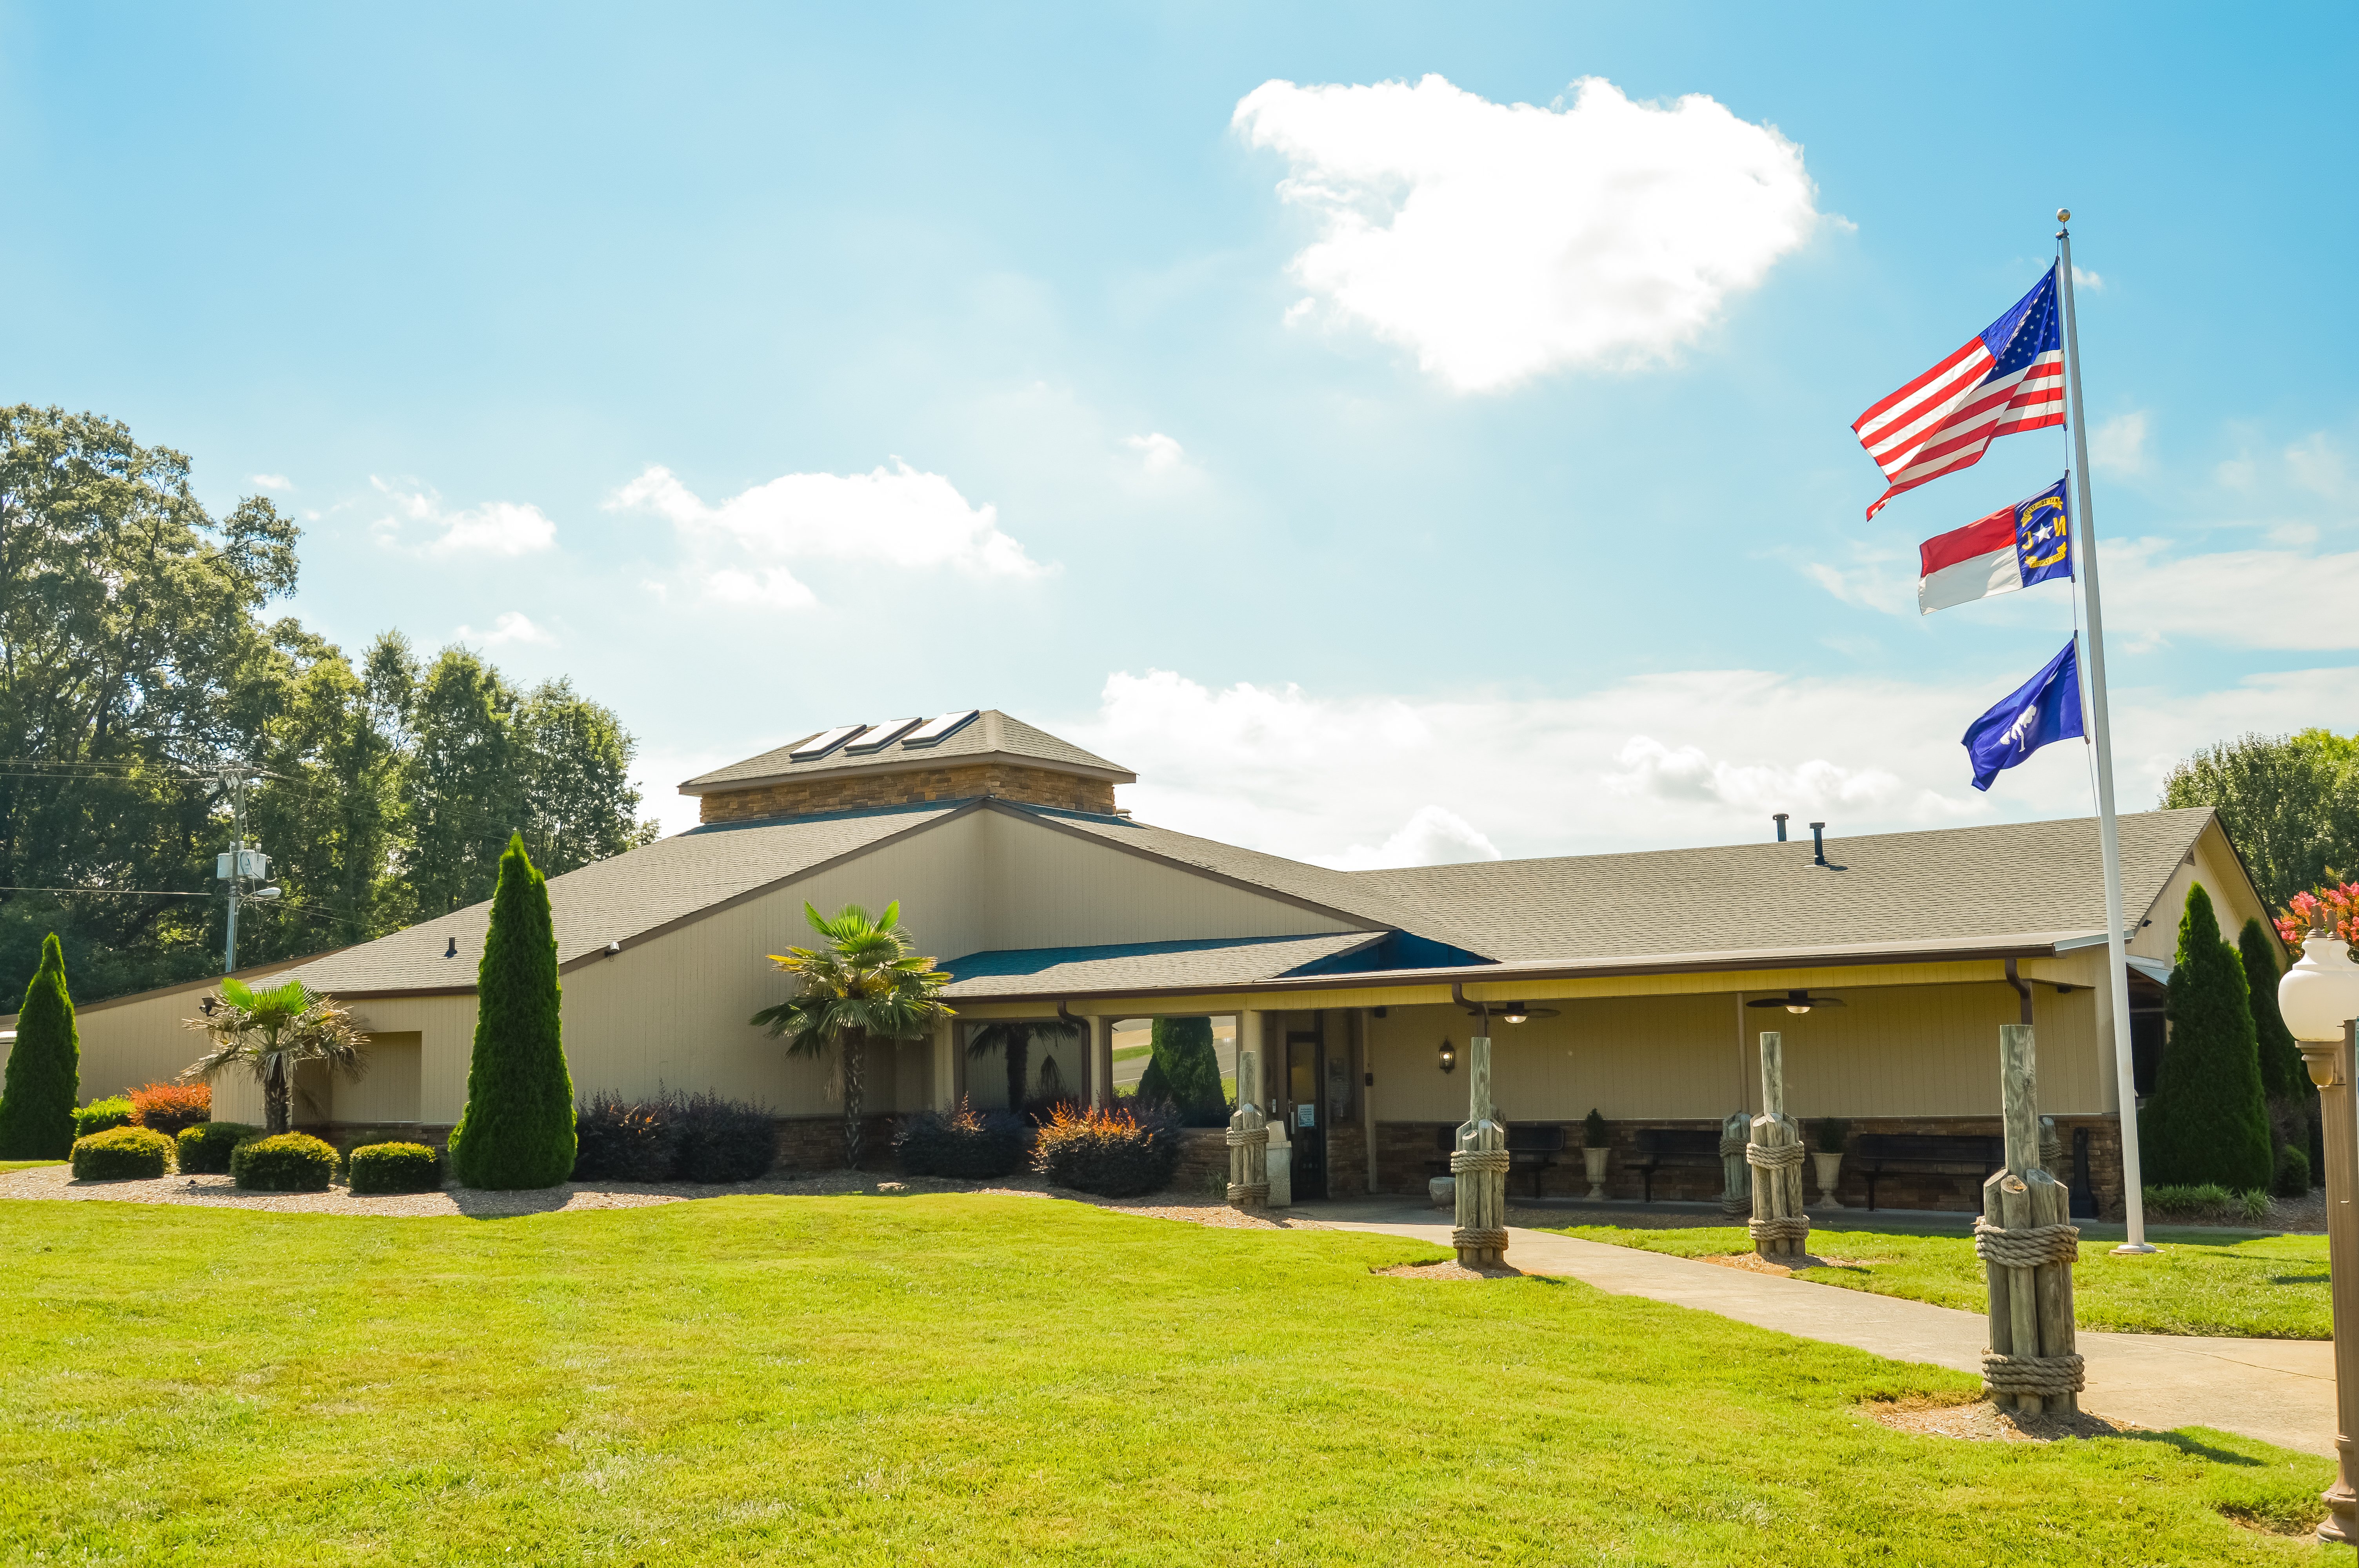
[752,901,954,1167]
[181,977,369,1134]
[967,1020,1079,1114]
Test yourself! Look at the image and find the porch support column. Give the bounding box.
[1227,1036,1270,1210]
[1091,1015,1115,1111]
[932,1017,957,1112]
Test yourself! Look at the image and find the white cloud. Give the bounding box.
[609,460,1045,608]
[250,473,292,492]
[1124,432,1189,477]
[2091,411,2148,474]
[1803,551,1916,615]
[1330,805,1503,870]
[2103,537,2359,651]
[1231,73,1821,392]
[1057,663,2357,867]
[454,611,554,647]
[2071,265,2103,291]
[371,478,557,558]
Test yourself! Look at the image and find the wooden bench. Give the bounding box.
[1630,1127,1725,1203]
[1426,1123,1566,1198]
[1850,1132,2005,1210]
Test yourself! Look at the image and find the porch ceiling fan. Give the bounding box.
[1746,989,1847,1015]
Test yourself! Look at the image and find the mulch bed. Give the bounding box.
[1374,1259,1525,1281]
[1864,1393,2138,1444]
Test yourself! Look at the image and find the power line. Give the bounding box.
[0,886,210,900]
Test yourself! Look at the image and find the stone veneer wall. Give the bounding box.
[700,762,1118,824]
[1375,1115,2129,1217]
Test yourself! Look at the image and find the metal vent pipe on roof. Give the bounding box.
[1772,812,1789,842]
[1809,821,1828,867]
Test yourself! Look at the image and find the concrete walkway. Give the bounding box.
[1318,1211,2337,1457]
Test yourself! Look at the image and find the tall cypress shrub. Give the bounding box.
[2139,884,2273,1191]
[0,934,78,1159]
[1138,1016,1225,1121]
[447,834,575,1189]
[2239,918,2307,1102]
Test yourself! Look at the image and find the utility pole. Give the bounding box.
[214,760,280,974]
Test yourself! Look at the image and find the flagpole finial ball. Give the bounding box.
[2055,208,2071,224]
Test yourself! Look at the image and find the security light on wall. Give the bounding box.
[1437,1038,1456,1074]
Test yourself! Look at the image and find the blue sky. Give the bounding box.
[4,4,2351,866]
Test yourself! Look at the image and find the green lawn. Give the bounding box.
[1112,1044,1152,1062]
[0,1195,2336,1565]
[0,1160,60,1174]
[1543,1223,2333,1339]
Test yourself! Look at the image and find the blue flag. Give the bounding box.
[1963,638,2085,791]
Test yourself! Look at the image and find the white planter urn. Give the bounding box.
[1583,1145,1610,1200]
[1428,1175,1456,1210]
[1812,1151,1845,1209]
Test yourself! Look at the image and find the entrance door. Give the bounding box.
[1286,1029,1327,1200]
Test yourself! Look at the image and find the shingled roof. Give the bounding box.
[1349,808,2221,964]
[682,710,1133,795]
[268,800,971,997]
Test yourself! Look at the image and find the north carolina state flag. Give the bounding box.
[1917,477,2072,615]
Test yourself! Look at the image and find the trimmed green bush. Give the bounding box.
[231,1131,338,1192]
[176,1122,259,1174]
[1813,1117,1852,1155]
[448,834,576,1189]
[1583,1108,1610,1150]
[2275,1143,2313,1199]
[896,1099,1027,1178]
[347,1141,443,1195]
[2145,1183,2272,1224]
[1137,1017,1226,1127]
[70,1125,173,1180]
[2140,884,2274,1191]
[1032,1103,1181,1196]
[73,1096,134,1137]
[0,933,79,1159]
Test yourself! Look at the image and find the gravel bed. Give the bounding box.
[0,1161,1336,1228]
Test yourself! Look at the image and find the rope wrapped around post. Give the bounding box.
[1452,1034,1508,1267]
[1748,1033,1809,1259]
[1225,1046,1270,1210]
[1718,1113,1750,1216]
[1981,1350,2087,1398]
[1983,1023,2082,1414]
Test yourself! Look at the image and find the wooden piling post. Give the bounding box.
[1747,1032,1809,1261]
[1450,1034,1509,1267]
[1719,1111,1750,1216]
[1225,1047,1269,1209]
[1977,1023,2083,1413]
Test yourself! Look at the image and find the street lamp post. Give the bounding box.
[2277,913,2359,1545]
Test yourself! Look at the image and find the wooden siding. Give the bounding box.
[1366,980,2105,1125]
[336,1033,423,1124]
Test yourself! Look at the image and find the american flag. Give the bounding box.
[1852,266,2065,519]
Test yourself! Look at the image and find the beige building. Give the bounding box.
[63,707,2274,1210]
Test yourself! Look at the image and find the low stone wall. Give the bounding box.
[1172,1127,1230,1196]
[1376,1115,2127,1216]
[777,1113,901,1173]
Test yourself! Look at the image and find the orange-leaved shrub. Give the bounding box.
[127,1081,211,1137]
[1030,1102,1181,1197]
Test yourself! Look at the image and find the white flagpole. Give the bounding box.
[2056,208,2155,1254]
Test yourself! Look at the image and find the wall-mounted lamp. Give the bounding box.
[1438,1038,1457,1074]
[1503,1004,1529,1025]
